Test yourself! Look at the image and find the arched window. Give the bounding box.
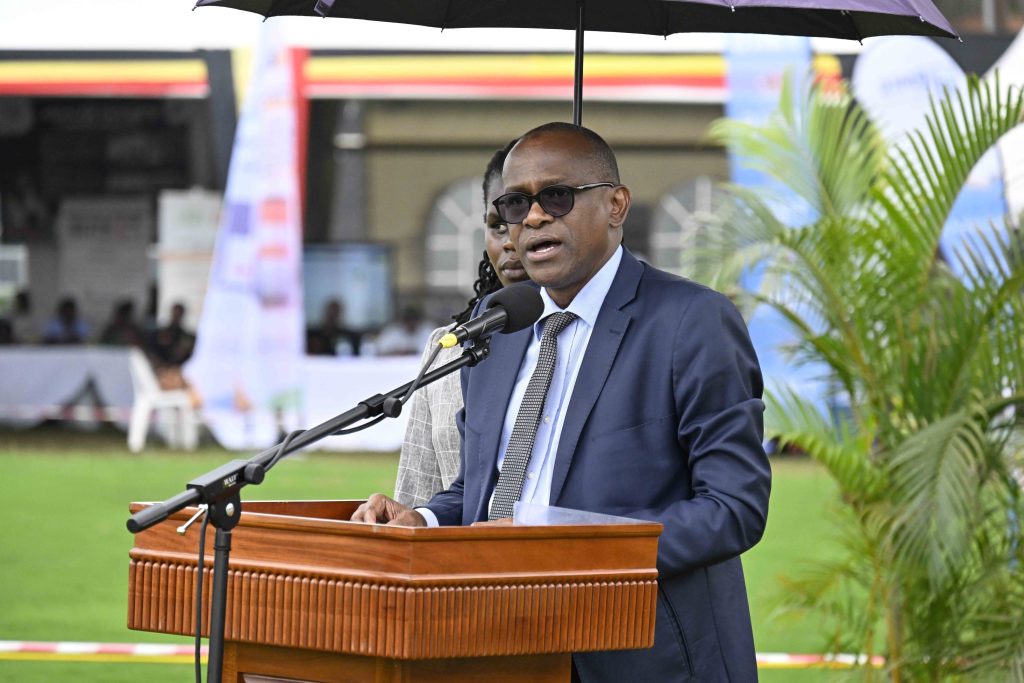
[649,176,727,278]
[424,175,485,292]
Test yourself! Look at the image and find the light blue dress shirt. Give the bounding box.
[418,246,623,526]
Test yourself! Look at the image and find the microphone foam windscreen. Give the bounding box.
[486,283,544,333]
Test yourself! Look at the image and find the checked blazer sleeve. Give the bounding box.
[394,326,465,507]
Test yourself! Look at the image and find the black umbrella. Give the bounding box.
[195,0,958,124]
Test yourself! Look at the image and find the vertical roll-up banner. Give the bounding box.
[185,24,304,449]
[725,35,814,227]
[725,36,834,424]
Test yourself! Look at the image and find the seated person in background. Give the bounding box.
[305,330,331,356]
[148,302,196,391]
[373,306,434,356]
[42,297,89,344]
[9,290,33,343]
[394,140,529,506]
[149,302,195,367]
[99,299,145,347]
[307,299,362,356]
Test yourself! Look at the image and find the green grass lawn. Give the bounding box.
[0,427,847,682]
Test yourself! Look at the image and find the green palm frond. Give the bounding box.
[766,385,881,499]
[940,229,1024,405]
[773,507,892,662]
[886,403,989,586]
[708,71,886,221]
[707,71,1024,677]
[677,185,787,298]
[884,227,1024,423]
[962,574,1024,681]
[868,74,1024,298]
[776,557,875,656]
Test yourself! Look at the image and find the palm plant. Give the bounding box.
[701,74,1024,681]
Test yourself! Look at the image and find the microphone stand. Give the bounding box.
[126,341,490,683]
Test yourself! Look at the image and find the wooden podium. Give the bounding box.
[128,500,661,683]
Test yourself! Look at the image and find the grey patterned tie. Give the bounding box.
[488,311,577,520]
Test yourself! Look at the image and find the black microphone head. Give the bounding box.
[485,283,544,334]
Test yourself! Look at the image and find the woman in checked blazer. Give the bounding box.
[394,143,530,506]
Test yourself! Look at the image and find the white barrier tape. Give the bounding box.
[0,641,207,657]
[0,641,884,668]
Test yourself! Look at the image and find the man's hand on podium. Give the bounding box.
[351,494,427,526]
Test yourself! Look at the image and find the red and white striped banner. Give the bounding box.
[0,641,885,669]
[757,652,886,669]
[0,641,206,664]
[0,641,203,656]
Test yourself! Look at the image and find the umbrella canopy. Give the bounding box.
[195,0,958,122]
[201,0,955,39]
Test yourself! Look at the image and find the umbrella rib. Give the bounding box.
[840,9,864,43]
[440,0,453,30]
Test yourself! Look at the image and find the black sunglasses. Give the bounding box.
[491,183,616,224]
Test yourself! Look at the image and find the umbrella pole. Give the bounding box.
[573,0,584,126]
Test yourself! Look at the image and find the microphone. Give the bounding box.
[439,283,543,349]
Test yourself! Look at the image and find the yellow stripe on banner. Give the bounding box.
[232,47,254,114]
[0,60,207,84]
[812,54,842,77]
[0,653,203,665]
[306,54,725,82]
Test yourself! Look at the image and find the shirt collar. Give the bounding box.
[535,245,623,338]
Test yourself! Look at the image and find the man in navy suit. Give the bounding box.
[353,122,771,682]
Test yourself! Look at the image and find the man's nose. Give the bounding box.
[522,197,551,228]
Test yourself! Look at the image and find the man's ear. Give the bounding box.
[609,185,631,229]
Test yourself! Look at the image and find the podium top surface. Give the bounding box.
[129,499,662,580]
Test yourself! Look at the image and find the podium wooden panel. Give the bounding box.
[128,500,661,683]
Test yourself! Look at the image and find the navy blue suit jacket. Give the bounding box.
[425,250,771,682]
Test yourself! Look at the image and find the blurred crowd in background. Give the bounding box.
[0,290,439,360]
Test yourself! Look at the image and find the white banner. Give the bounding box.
[156,188,221,329]
[185,25,304,450]
[853,37,1009,278]
[56,196,151,329]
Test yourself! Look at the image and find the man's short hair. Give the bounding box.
[516,122,620,184]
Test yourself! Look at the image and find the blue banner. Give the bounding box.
[724,35,834,427]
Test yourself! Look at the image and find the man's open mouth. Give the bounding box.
[527,239,562,258]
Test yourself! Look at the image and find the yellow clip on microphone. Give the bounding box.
[438,283,543,350]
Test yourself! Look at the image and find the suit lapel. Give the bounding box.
[469,328,531,522]
[549,251,643,505]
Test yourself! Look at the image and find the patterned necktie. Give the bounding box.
[488,311,578,520]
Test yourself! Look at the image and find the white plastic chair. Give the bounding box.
[127,348,199,453]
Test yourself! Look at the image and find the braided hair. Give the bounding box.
[451,251,502,325]
[451,138,519,325]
